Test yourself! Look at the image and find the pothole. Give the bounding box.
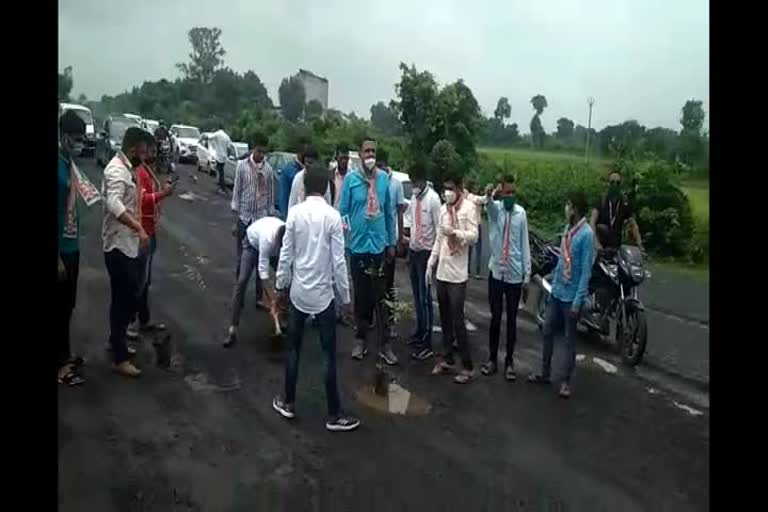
[355,371,431,416]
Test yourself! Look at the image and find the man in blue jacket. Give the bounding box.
[528,190,594,399]
[339,138,397,365]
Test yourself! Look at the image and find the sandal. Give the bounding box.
[527,374,551,385]
[453,370,476,384]
[58,370,85,387]
[431,361,455,375]
[480,361,498,376]
[559,383,572,399]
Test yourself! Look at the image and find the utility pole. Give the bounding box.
[585,97,595,163]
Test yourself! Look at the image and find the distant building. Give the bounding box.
[295,69,329,110]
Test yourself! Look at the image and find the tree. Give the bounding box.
[529,94,548,148]
[305,99,324,120]
[556,117,575,140]
[430,139,463,184]
[58,66,73,102]
[370,101,402,136]
[644,127,680,161]
[240,71,272,111]
[599,120,646,157]
[680,100,705,135]
[437,79,483,169]
[494,97,511,122]
[278,76,306,122]
[77,93,88,104]
[176,27,226,84]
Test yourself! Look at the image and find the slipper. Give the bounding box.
[431,361,455,375]
[453,370,476,384]
[58,370,85,387]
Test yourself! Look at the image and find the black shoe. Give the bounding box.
[480,361,498,376]
[411,346,434,361]
[326,415,361,432]
[272,396,296,419]
[223,330,237,348]
[504,365,517,382]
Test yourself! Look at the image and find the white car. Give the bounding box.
[123,113,143,125]
[142,119,159,134]
[170,124,201,163]
[196,133,216,174]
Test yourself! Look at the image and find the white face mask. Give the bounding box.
[444,190,457,204]
[363,157,376,170]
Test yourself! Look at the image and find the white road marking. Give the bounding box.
[592,357,618,374]
[672,401,704,417]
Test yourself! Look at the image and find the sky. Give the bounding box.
[58,0,709,133]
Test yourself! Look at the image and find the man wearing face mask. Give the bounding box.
[528,190,594,399]
[338,138,397,364]
[480,176,531,380]
[101,126,151,378]
[427,174,479,384]
[405,162,442,361]
[590,169,643,252]
[279,144,309,220]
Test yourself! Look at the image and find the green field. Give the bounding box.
[681,180,710,223]
[480,147,608,167]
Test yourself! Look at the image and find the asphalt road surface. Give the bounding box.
[58,160,709,511]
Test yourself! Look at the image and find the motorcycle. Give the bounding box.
[157,138,173,174]
[533,240,651,367]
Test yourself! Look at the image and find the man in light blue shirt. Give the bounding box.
[338,138,396,364]
[529,190,594,399]
[480,177,531,381]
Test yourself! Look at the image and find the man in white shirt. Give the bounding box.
[272,164,360,432]
[426,174,479,384]
[101,127,150,378]
[223,216,286,348]
[405,163,442,361]
[208,125,232,194]
[287,146,331,210]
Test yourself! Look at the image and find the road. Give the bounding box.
[58,160,709,511]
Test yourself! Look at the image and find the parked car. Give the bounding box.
[170,124,201,163]
[222,142,251,186]
[95,115,141,167]
[142,119,159,134]
[60,102,96,155]
[123,113,143,125]
[266,151,296,212]
[196,133,215,174]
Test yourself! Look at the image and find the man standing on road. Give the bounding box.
[466,183,488,280]
[128,133,174,339]
[278,144,309,219]
[287,146,330,209]
[405,162,442,361]
[231,133,275,279]
[590,168,643,252]
[57,111,90,387]
[427,174,479,384]
[102,127,150,378]
[339,138,397,365]
[480,177,531,380]
[376,148,407,341]
[529,190,594,399]
[272,164,361,432]
[330,145,354,327]
[224,215,286,348]
[209,124,232,194]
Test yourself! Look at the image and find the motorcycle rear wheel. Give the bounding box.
[618,308,647,367]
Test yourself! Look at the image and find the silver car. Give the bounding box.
[222,142,251,186]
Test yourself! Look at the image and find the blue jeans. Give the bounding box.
[540,297,579,384]
[284,300,341,417]
[136,235,157,326]
[408,249,433,347]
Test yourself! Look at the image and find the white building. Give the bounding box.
[295,69,329,110]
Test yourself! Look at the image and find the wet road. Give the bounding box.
[58,160,709,511]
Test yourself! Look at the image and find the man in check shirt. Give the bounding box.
[272,164,360,432]
[224,216,286,348]
[427,174,479,384]
[405,163,442,361]
[101,127,150,378]
[231,133,275,282]
[480,177,531,381]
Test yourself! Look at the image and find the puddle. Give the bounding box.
[356,382,431,416]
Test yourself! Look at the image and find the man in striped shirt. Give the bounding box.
[231,133,275,281]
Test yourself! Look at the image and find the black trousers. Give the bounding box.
[350,252,386,346]
[436,280,472,371]
[487,275,523,367]
[217,161,226,191]
[105,249,139,365]
[384,256,396,327]
[58,252,80,367]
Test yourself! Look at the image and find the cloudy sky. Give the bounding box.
[59,0,708,132]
